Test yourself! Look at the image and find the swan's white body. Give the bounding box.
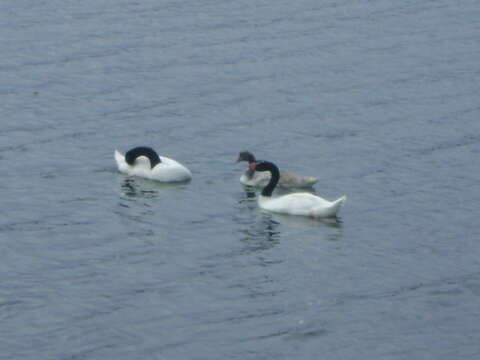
[259,193,346,218]
[240,171,318,188]
[240,171,271,186]
[115,150,191,182]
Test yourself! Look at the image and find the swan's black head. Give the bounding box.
[125,146,161,169]
[236,151,256,164]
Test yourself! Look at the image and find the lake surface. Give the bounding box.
[1,1,480,359]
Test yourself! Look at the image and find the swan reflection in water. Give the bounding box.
[269,211,342,231]
[238,215,281,254]
[119,177,190,199]
[120,178,160,198]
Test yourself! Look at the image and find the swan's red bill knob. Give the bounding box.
[249,162,257,170]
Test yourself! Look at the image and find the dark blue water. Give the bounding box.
[1,1,480,359]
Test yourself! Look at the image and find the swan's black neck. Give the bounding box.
[258,161,280,197]
[125,146,161,169]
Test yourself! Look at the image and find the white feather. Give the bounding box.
[259,193,346,218]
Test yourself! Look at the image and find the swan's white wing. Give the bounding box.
[240,171,271,186]
[150,156,192,182]
[259,193,320,216]
[260,193,345,217]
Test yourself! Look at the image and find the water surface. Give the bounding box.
[1,1,480,359]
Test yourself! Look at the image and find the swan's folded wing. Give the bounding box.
[262,193,323,216]
[278,171,318,188]
[240,171,271,186]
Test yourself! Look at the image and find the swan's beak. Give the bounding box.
[249,162,257,170]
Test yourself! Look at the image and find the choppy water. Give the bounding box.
[1,1,480,359]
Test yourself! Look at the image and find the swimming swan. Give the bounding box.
[252,160,346,218]
[237,151,317,188]
[115,146,192,182]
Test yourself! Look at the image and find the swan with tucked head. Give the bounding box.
[251,160,346,218]
[237,151,317,188]
[115,146,191,182]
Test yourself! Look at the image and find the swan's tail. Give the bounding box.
[312,195,347,218]
[114,149,123,163]
[334,195,347,207]
[329,195,347,216]
[114,149,125,169]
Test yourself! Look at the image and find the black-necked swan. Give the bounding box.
[236,151,318,188]
[114,146,192,182]
[251,160,346,218]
